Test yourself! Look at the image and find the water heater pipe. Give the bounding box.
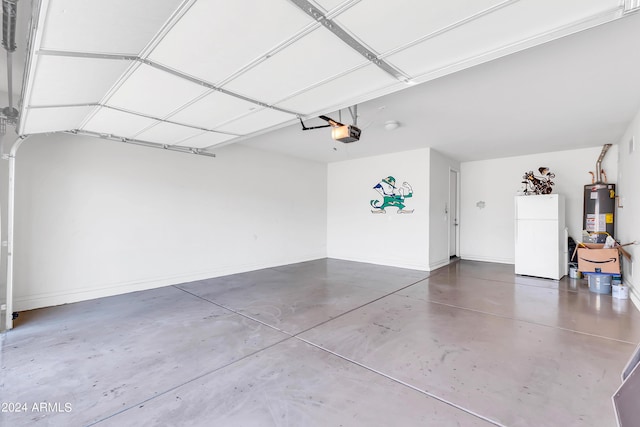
[595,144,611,183]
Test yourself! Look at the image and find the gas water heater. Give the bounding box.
[583,144,615,243]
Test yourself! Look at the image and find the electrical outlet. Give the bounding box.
[0,303,6,311]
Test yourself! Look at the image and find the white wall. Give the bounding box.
[460,146,618,264]
[616,108,640,308]
[13,133,327,311]
[327,148,430,270]
[429,149,460,270]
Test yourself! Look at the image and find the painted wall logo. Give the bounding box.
[370,176,414,214]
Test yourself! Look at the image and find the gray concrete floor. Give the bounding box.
[1,259,639,426]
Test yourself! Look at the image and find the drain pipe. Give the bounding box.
[4,135,27,330]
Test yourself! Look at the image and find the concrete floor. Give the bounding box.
[1,259,639,426]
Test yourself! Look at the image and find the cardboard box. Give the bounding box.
[577,243,620,274]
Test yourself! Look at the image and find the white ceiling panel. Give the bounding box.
[106,64,209,118]
[40,0,183,54]
[168,91,260,130]
[276,64,398,114]
[28,55,131,106]
[148,0,313,85]
[387,0,621,78]
[21,106,95,134]
[223,28,368,105]
[174,132,236,149]
[215,108,296,135]
[333,0,507,54]
[81,107,158,138]
[134,122,206,145]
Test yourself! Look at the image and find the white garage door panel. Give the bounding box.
[333,0,507,54]
[168,91,260,130]
[134,122,205,145]
[148,0,314,85]
[22,106,96,134]
[28,55,131,106]
[222,28,367,105]
[276,64,398,114]
[82,107,158,139]
[40,0,183,54]
[387,0,621,78]
[174,132,237,149]
[215,108,296,135]
[106,64,209,119]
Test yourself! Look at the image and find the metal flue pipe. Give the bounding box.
[595,144,611,183]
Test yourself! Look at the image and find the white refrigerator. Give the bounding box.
[515,194,567,280]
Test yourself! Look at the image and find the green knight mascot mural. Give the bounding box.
[370,176,414,214]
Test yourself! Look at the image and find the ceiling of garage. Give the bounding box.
[4,0,640,161]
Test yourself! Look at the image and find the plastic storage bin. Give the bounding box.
[585,272,612,294]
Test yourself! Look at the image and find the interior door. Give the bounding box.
[449,169,458,257]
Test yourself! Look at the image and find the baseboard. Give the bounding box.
[13,253,326,312]
[459,253,514,264]
[327,253,429,272]
[626,279,640,312]
[429,258,450,271]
